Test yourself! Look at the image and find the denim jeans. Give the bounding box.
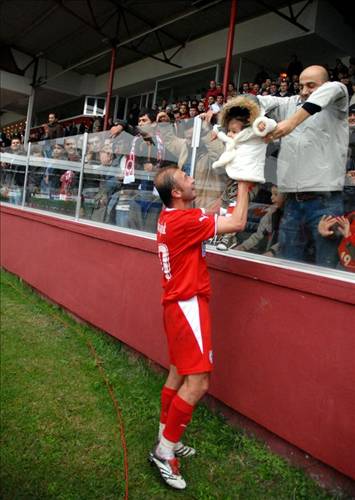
[115,209,130,229]
[279,192,344,268]
[9,187,23,205]
[129,191,162,233]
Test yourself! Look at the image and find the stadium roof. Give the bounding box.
[1,0,353,78]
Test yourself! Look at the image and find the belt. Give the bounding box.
[286,191,339,202]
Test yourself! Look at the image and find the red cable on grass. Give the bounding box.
[87,341,129,500]
[5,280,129,500]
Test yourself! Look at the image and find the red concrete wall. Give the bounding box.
[1,205,355,479]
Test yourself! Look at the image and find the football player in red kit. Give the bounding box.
[149,165,250,489]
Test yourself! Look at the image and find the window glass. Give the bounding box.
[0,140,27,206]
[84,97,96,115]
[96,98,106,116]
[80,118,195,232]
[193,98,355,275]
[24,135,83,217]
[2,92,353,278]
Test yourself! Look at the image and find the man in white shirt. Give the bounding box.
[258,65,349,267]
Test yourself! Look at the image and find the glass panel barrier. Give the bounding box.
[0,139,28,206]
[2,109,353,277]
[193,109,355,275]
[79,118,195,233]
[25,135,83,217]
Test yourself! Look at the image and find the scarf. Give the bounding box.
[123,132,165,185]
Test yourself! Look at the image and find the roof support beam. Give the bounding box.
[125,44,182,69]
[109,0,185,48]
[10,4,59,44]
[54,0,109,40]
[39,0,224,86]
[255,0,311,32]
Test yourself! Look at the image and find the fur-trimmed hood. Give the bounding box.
[218,95,261,129]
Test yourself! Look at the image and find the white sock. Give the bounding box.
[158,423,183,450]
[156,435,176,460]
[158,422,165,441]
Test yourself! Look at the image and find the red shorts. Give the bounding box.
[163,295,213,375]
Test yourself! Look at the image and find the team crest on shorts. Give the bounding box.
[209,350,213,364]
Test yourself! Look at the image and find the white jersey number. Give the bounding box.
[158,243,172,281]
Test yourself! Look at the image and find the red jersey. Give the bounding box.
[157,208,217,304]
[338,212,355,272]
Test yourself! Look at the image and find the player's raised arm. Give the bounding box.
[216,181,251,234]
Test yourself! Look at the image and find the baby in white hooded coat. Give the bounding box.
[212,95,277,183]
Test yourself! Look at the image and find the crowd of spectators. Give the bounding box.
[1,56,354,272]
[2,56,354,148]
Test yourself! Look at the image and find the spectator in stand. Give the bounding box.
[64,137,80,162]
[189,107,199,118]
[188,116,225,209]
[206,95,216,110]
[68,122,78,136]
[86,135,103,164]
[159,98,168,111]
[215,83,223,95]
[40,142,65,194]
[289,75,299,94]
[289,81,300,95]
[240,82,250,94]
[344,104,355,213]
[78,122,86,134]
[110,107,188,232]
[157,111,171,123]
[0,136,26,204]
[90,143,121,223]
[350,84,355,107]
[339,74,353,97]
[197,101,206,113]
[211,94,224,114]
[173,110,182,122]
[227,82,237,99]
[269,82,278,96]
[287,54,303,78]
[205,80,219,101]
[251,83,260,95]
[263,78,272,91]
[179,104,190,119]
[276,81,292,97]
[333,58,348,80]
[260,65,349,268]
[43,112,64,140]
[92,116,103,133]
[236,185,285,256]
[0,132,10,150]
[318,212,355,272]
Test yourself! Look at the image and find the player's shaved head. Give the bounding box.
[154,165,179,207]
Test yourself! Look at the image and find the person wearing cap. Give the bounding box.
[258,65,349,268]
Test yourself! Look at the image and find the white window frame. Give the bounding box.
[83,96,107,117]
